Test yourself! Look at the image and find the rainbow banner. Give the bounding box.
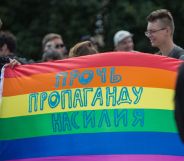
[0,52,184,161]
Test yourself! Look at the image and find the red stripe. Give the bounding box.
[4,52,181,78]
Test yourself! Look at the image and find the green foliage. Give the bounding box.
[0,0,184,60]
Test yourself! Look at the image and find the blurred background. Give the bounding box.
[0,0,184,61]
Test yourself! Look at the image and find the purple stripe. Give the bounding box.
[8,155,184,161]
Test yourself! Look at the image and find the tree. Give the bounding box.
[0,0,184,60]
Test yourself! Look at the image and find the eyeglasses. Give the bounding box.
[55,44,65,49]
[45,42,65,51]
[145,28,166,37]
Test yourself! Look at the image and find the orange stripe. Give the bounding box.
[2,66,176,96]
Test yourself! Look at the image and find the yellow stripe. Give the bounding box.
[0,86,174,118]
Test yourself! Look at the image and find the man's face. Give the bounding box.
[0,44,8,56]
[115,36,134,51]
[146,20,168,48]
[44,38,66,55]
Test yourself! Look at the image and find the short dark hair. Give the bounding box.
[0,31,16,52]
[147,9,175,35]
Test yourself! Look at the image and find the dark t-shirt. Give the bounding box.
[157,45,184,59]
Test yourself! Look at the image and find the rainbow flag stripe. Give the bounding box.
[0,52,184,161]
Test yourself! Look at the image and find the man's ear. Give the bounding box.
[166,27,172,36]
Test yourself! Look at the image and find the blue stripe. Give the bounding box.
[0,132,184,160]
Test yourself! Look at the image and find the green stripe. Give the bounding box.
[0,109,177,140]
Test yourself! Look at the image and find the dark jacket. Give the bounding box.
[175,63,184,142]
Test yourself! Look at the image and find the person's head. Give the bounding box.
[113,30,134,51]
[145,9,174,48]
[69,41,98,58]
[81,35,99,51]
[42,33,66,56]
[42,49,64,62]
[0,31,16,56]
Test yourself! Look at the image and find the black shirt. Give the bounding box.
[157,45,184,59]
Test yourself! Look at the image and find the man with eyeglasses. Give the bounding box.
[145,9,184,59]
[42,33,67,60]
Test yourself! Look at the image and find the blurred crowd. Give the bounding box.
[1,8,184,67]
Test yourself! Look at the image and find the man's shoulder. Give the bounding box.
[174,45,184,53]
[170,45,184,59]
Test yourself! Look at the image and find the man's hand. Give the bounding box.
[5,58,21,68]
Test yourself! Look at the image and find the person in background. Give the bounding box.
[0,31,22,70]
[0,22,22,83]
[42,33,67,58]
[113,30,134,52]
[145,9,184,59]
[81,35,101,51]
[69,41,98,58]
[0,31,17,58]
